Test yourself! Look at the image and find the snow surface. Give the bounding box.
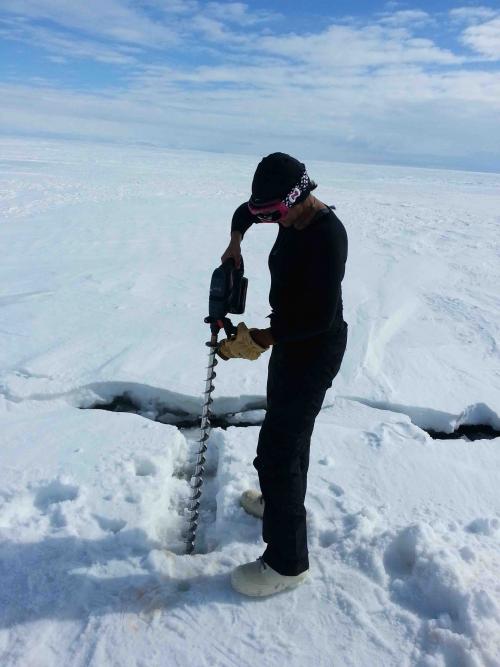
[0,137,499,666]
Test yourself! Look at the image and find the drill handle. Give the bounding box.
[204,315,237,338]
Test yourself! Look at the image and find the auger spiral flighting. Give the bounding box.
[184,258,248,554]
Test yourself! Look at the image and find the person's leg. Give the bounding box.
[254,328,348,576]
[299,429,312,503]
[257,418,312,575]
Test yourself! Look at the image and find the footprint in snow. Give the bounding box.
[134,458,157,477]
[318,456,335,467]
[94,515,127,533]
[33,480,79,512]
[364,432,381,449]
[330,482,345,497]
[319,528,339,549]
[465,517,499,536]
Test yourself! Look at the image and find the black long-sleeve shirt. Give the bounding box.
[231,202,347,343]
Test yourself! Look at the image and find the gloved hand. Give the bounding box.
[217,322,269,361]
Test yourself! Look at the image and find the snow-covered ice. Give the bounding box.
[1,138,499,666]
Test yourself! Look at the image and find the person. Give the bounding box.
[217,152,348,597]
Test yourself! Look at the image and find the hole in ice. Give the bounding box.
[90,397,265,429]
[81,387,266,429]
[425,424,500,441]
[81,385,500,440]
[344,397,500,441]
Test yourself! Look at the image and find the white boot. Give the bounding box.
[240,489,265,519]
[231,557,309,597]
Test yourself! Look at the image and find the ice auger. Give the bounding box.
[185,258,248,554]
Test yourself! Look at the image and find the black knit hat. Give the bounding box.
[250,152,313,207]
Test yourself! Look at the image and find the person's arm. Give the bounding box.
[222,202,258,268]
[250,327,275,348]
[270,220,347,343]
[231,203,257,240]
[225,203,275,347]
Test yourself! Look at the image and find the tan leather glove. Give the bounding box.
[217,322,269,361]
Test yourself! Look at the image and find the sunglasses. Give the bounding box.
[247,199,290,223]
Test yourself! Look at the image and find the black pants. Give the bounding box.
[253,323,347,576]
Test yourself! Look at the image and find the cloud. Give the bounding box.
[1,2,499,170]
[378,9,432,27]
[0,0,178,47]
[1,3,460,71]
[461,17,500,59]
[0,0,275,51]
[0,17,139,64]
[0,0,277,64]
[450,7,498,24]
[190,14,247,44]
[205,2,276,26]
[2,62,499,172]
[252,24,461,68]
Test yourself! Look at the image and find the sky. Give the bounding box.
[1,1,500,172]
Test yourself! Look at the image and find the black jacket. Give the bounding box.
[231,203,348,344]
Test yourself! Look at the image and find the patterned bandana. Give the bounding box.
[282,170,311,208]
